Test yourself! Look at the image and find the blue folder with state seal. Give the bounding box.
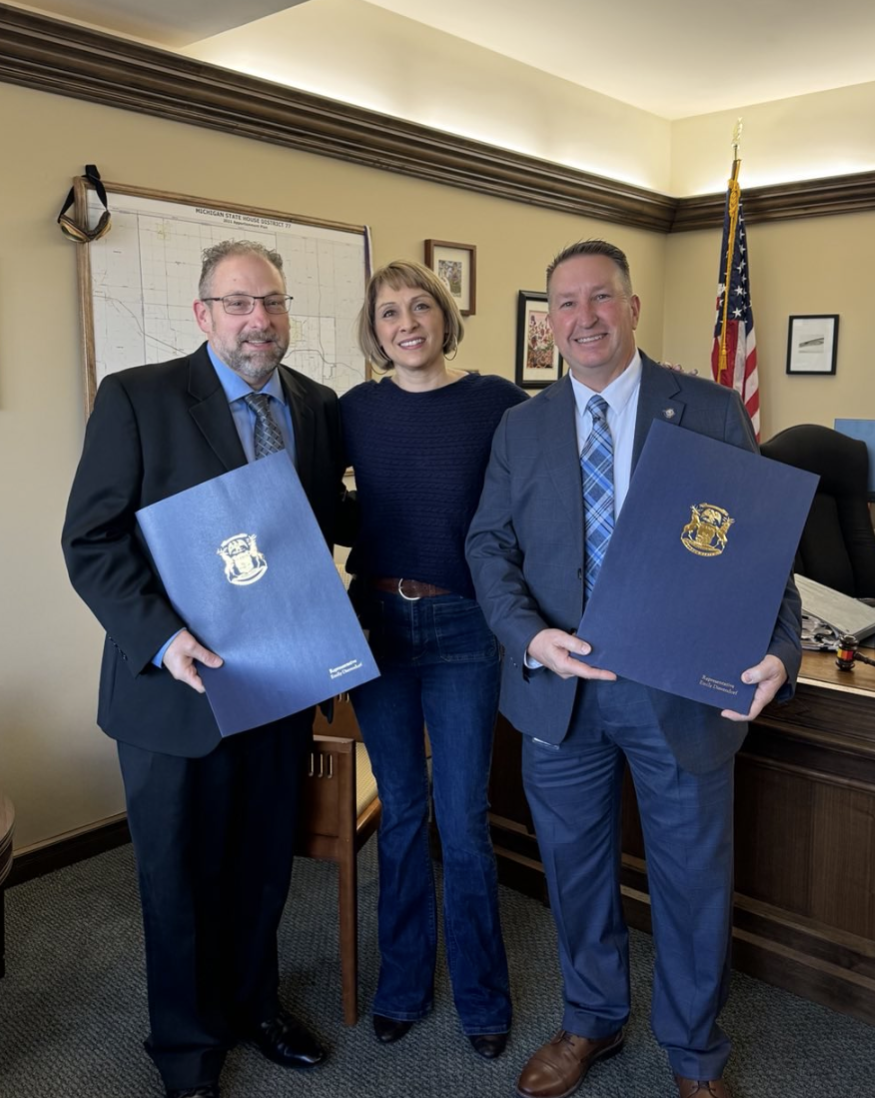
[577,420,818,712]
[136,451,378,737]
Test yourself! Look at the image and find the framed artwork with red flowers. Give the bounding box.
[515,290,563,389]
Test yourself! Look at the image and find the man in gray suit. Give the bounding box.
[466,240,800,1098]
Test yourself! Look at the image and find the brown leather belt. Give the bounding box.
[372,577,452,600]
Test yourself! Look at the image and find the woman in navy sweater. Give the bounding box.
[341,260,527,1058]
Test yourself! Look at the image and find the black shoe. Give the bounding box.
[166,1087,220,1098]
[373,1014,414,1044]
[246,1010,326,1069]
[469,1033,508,1059]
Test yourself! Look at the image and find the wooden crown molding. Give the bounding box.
[672,171,875,231]
[0,4,674,232]
[1,3,874,233]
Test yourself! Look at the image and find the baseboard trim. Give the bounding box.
[490,816,875,1027]
[7,815,130,888]
[12,811,875,1025]
[619,858,875,1026]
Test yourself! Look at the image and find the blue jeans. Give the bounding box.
[349,587,511,1035]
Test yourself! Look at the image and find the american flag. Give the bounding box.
[711,167,760,440]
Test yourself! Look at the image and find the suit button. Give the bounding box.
[577,568,583,580]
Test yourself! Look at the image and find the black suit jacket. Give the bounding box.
[62,343,349,757]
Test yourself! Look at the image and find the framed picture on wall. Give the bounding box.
[424,239,476,316]
[786,315,839,375]
[515,290,563,389]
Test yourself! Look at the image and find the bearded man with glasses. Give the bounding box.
[63,240,350,1098]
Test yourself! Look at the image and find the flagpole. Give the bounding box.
[717,120,743,380]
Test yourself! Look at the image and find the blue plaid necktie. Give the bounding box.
[244,392,285,460]
[581,395,614,597]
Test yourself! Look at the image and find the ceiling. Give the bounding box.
[15,0,875,120]
[13,0,306,48]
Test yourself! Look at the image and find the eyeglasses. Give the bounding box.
[201,294,294,315]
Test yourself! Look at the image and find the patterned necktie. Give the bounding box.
[244,392,285,460]
[581,395,615,597]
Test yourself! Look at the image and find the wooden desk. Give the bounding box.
[488,651,875,1024]
[0,790,14,978]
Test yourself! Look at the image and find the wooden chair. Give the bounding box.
[297,700,380,1024]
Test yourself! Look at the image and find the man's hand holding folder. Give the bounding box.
[163,628,223,694]
[720,653,788,722]
[526,628,617,682]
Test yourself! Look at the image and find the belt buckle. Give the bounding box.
[397,578,421,602]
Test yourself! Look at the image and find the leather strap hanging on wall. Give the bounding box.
[57,164,112,243]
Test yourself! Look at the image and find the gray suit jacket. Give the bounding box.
[466,353,802,773]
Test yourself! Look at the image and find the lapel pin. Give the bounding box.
[663,408,676,419]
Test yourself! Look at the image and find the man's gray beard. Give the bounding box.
[225,333,288,384]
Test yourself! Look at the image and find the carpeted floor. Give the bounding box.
[0,841,871,1097]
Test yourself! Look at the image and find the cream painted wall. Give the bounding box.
[663,212,873,441]
[3,59,870,852]
[0,80,668,851]
[181,0,672,193]
[180,0,875,198]
[671,83,875,195]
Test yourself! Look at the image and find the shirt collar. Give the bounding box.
[569,349,642,418]
[206,342,286,406]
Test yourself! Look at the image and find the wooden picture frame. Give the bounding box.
[71,175,370,412]
[424,239,476,316]
[786,315,839,375]
[515,290,563,389]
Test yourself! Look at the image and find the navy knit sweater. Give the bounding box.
[340,373,528,598]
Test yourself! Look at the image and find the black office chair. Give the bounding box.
[760,424,875,598]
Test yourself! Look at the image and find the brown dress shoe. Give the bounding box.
[674,1078,731,1098]
[516,1029,624,1098]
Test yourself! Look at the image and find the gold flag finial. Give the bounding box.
[731,118,743,162]
[718,120,744,382]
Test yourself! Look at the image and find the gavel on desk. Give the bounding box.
[835,635,875,671]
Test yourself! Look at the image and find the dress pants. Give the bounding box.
[117,713,312,1090]
[522,678,734,1080]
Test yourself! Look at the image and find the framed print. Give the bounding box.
[786,315,839,375]
[424,239,476,316]
[515,290,563,389]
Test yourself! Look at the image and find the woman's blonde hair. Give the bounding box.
[357,260,465,370]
